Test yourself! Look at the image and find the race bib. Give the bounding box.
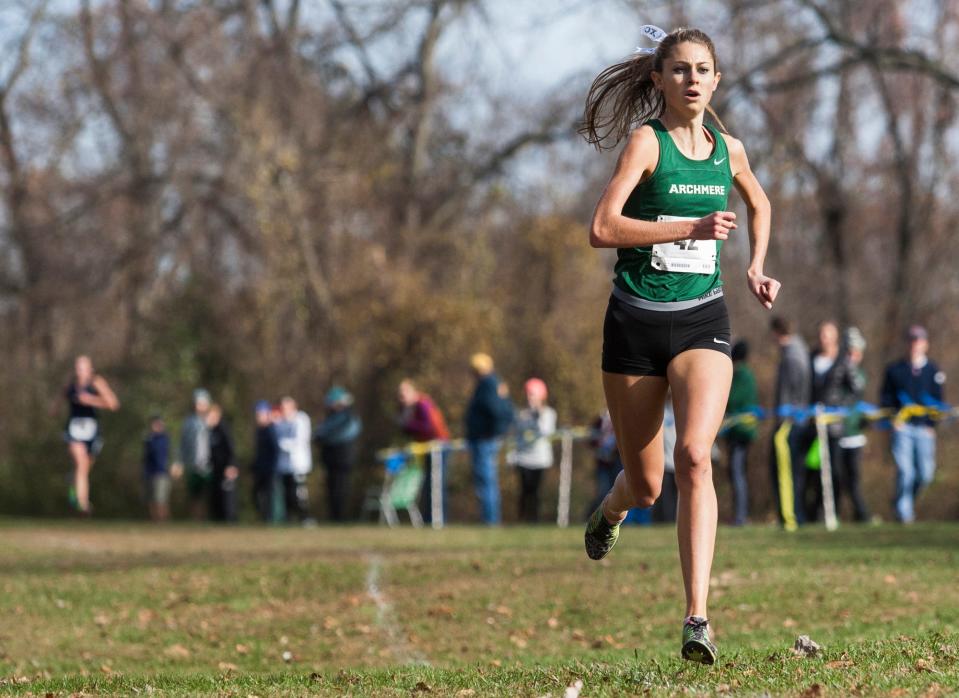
[68,417,98,441]
[651,215,716,275]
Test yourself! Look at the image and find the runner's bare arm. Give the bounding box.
[83,376,121,411]
[725,134,779,309]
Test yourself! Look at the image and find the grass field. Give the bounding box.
[0,521,957,696]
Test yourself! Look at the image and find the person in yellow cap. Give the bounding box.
[465,353,514,524]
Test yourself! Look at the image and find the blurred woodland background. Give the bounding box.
[2,0,959,520]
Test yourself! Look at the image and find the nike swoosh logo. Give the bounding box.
[713,338,730,346]
[713,157,726,166]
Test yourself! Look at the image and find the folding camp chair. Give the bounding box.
[361,453,425,527]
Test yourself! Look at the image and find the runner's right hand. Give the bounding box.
[689,211,737,240]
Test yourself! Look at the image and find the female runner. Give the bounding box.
[64,355,120,515]
[580,27,779,664]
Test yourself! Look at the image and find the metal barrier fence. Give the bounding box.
[375,401,954,530]
[374,428,590,529]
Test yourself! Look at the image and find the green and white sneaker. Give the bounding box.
[681,616,717,665]
[584,501,621,560]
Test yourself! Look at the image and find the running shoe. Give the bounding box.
[681,616,717,665]
[584,501,620,560]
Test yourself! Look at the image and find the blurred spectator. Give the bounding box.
[465,353,514,524]
[804,321,845,522]
[506,378,556,523]
[314,386,362,522]
[652,397,678,524]
[397,379,450,523]
[143,415,171,523]
[588,409,621,518]
[880,325,946,523]
[723,340,757,526]
[276,396,315,525]
[174,388,213,520]
[251,401,278,522]
[769,316,812,527]
[810,322,869,522]
[63,355,119,516]
[207,404,238,522]
[833,327,870,522]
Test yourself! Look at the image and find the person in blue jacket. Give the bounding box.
[143,415,171,522]
[880,324,946,523]
[465,353,514,525]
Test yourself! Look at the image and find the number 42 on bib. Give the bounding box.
[650,215,716,275]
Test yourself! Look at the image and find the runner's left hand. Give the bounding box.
[747,270,780,309]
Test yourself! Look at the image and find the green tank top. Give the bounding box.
[614,119,733,304]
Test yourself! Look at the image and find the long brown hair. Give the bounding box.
[579,28,726,150]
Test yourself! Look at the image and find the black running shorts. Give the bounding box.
[602,293,732,376]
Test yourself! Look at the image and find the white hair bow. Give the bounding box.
[635,24,667,55]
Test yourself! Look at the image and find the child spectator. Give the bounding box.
[143,415,171,522]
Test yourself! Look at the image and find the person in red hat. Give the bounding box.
[506,378,557,523]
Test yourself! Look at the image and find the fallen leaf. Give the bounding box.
[164,644,191,659]
[884,574,898,585]
[547,617,560,629]
[235,643,249,655]
[218,661,238,672]
[137,609,155,628]
[510,634,528,648]
[826,659,854,669]
[427,605,454,618]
